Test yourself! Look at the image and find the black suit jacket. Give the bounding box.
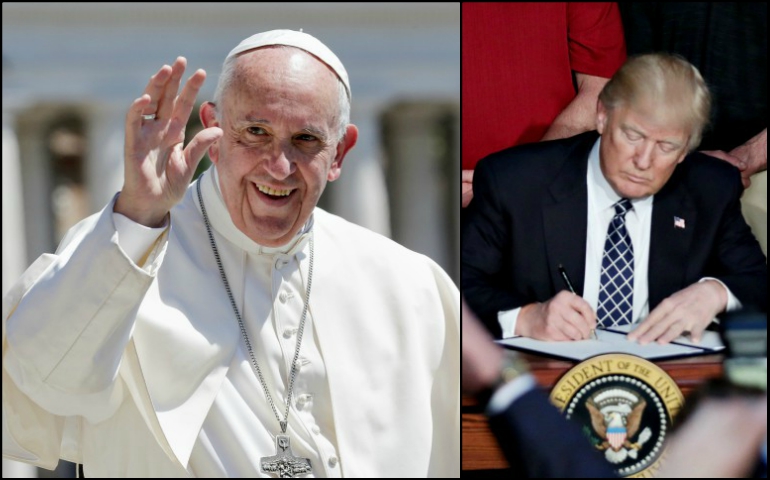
[462,131,767,337]
[489,388,617,478]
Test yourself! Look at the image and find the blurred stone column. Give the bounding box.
[2,113,36,480]
[380,102,459,282]
[326,108,391,237]
[2,113,27,295]
[452,107,461,282]
[86,102,127,212]
[15,108,55,264]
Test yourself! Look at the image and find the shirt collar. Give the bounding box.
[587,137,654,214]
[197,166,312,256]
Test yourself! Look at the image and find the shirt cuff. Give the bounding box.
[486,374,537,416]
[498,308,522,338]
[113,212,168,265]
[700,277,743,313]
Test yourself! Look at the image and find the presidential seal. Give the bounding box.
[549,354,684,478]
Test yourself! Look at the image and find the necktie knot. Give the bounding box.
[614,198,633,218]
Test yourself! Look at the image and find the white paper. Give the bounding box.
[606,323,725,351]
[496,326,723,362]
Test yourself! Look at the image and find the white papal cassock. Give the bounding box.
[2,167,460,477]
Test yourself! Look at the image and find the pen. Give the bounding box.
[557,264,598,340]
[558,264,576,294]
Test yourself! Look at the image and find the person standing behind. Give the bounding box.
[462,2,626,208]
[619,2,767,189]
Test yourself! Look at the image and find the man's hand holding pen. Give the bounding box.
[516,290,598,341]
[559,264,599,340]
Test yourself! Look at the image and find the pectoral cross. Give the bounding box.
[261,434,312,478]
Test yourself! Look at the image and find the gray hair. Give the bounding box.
[212,46,351,142]
[598,53,711,151]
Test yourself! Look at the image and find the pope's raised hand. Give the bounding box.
[115,57,223,227]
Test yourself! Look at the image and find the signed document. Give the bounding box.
[497,324,724,362]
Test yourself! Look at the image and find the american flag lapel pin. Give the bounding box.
[674,216,686,229]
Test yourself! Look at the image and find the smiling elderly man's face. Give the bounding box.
[202,47,356,247]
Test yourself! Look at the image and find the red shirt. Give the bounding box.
[462,2,626,170]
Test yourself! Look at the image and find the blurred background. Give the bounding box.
[2,2,459,478]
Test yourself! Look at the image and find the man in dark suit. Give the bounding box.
[462,53,767,343]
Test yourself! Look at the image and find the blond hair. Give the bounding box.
[599,53,711,151]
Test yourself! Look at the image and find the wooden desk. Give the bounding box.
[462,353,724,472]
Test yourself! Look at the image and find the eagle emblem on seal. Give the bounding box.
[586,388,653,464]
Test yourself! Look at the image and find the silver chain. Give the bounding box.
[197,178,313,435]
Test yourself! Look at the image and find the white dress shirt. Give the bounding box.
[583,138,653,325]
[498,137,740,338]
[486,374,537,415]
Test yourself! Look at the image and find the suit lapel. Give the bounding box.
[648,178,697,309]
[542,147,591,296]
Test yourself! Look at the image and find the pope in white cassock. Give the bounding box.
[2,30,460,478]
